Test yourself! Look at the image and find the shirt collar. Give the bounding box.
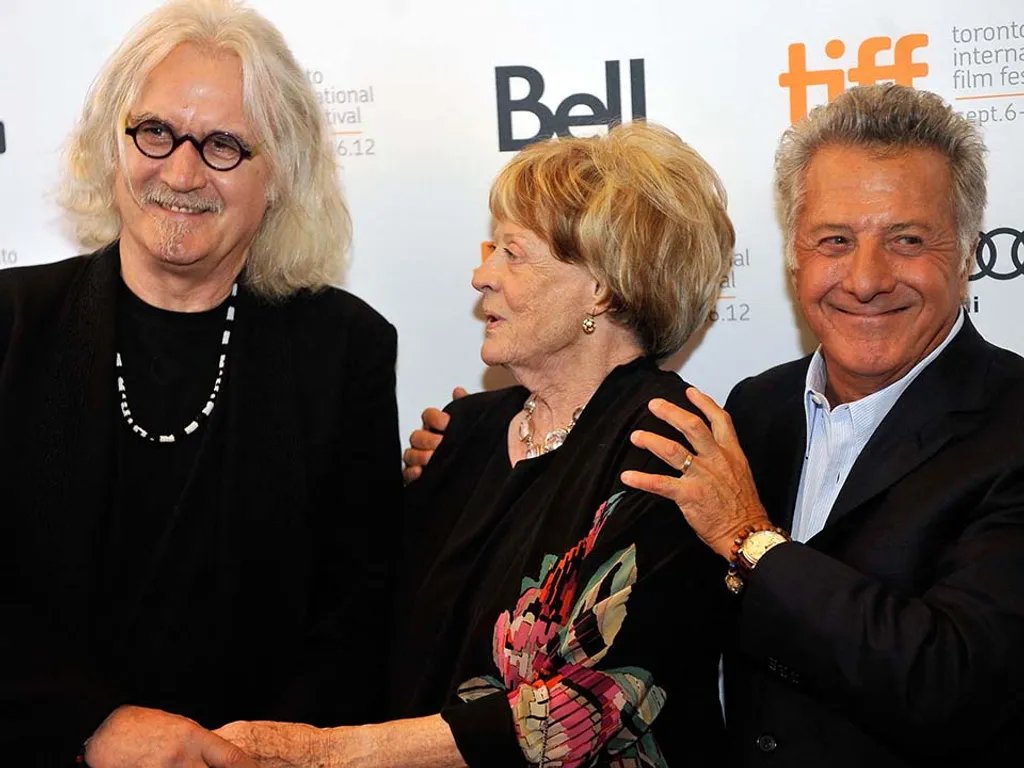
[803,309,965,446]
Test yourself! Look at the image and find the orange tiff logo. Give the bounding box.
[779,35,929,123]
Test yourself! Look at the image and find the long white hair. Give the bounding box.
[59,0,350,298]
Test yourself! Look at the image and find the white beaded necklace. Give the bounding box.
[518,394,584,459]
[116,283,237,444]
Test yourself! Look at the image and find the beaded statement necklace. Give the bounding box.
[116,283,237,444]
[518,394,584,459]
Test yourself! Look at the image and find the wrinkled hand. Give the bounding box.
[86,706,257,768]
[402,386,467,484]
[621,388,771,559]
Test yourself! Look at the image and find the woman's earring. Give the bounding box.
[582,315,596,335]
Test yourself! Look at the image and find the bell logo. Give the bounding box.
[779,35,929,123]
[495,60,647,152]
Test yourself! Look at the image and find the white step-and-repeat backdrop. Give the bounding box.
[2,0,1022,436]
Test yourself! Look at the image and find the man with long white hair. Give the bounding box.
[0,1,401,765]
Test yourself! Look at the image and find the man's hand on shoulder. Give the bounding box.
[402,386,467,484]
[85,706,258,768]
[621,387,772,559]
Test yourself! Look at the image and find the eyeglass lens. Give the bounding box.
[130,119,247,171]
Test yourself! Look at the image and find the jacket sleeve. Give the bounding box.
[275,309,402,725]
[736,461,1024,754]
[0,261,128,762]
[0,599,127,763]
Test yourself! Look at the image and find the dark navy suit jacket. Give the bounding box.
[725,317,1024,766]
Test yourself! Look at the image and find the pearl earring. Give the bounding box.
[582,315,596,334]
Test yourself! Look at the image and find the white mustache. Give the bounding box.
[139,184,224,214]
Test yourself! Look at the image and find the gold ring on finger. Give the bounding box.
[680,453,694,476]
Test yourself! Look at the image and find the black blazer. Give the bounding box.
[0,246,402,764]
[723,317,1024,766]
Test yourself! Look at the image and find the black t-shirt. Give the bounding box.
[97,278,231,707]
[114,277,228,517]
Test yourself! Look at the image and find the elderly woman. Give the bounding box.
[218,122,734,766]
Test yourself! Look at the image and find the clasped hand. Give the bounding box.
[85,706,258,768]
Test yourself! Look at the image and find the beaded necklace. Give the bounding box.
[518,393,584,459]
[116,283,237,443]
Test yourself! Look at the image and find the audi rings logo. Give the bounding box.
[970,228,1024,281]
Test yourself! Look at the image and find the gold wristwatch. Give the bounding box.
[725,524,790,595]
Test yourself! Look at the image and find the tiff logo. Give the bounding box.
[779,35,929,123]
[495,60,646,152]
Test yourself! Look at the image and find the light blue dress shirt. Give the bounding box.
[790,311,965,543]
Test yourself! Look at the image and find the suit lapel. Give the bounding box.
[216,288,308,575]
[823,318,990,528]
[764,392,807,532]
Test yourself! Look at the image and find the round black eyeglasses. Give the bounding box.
[125,119,256,171]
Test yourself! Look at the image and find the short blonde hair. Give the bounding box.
[775,84,987,273]
[58,0,349,299]
[490,122,735,359]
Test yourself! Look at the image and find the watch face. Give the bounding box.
[742,530,787,563]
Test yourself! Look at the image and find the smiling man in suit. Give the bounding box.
[622,84,1024,765]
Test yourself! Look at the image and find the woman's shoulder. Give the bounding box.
[444,386,527,440]
[636,368,703,425]
[403,387,526,512]
[577,362,706,488]
[406,386,525,487]
[631,364,695,404]
[597,360,701,435]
